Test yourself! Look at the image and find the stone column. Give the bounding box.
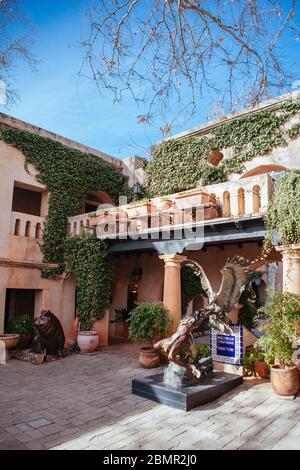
[159,254,186,332]
[275,245,300,295]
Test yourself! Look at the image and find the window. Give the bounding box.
[12,185,42,216]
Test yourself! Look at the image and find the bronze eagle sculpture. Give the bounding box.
[154,256,252,380]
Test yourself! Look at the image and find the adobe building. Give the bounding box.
[0,113,142,338]
[1,90,300,344]
[69,90,300,341]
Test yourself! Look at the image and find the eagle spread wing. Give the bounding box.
[214,256,251,312]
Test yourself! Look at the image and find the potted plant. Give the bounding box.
[258,292,300,396]
[64,232,111,353]
[243,348,271,379]
[114,308,131,338]
[174,188,212,208]
[6,315,35,348]
[129,303,172,368]
[125,198,152,218]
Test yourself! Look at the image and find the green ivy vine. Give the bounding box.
[64,232,111,330]
[145,96,300,196]
[0,127,131,274]
[265,169,300,245]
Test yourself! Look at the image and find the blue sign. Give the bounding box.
[216,334,235,357]
[210,324,243,366]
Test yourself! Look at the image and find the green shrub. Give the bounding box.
[129,303,172,347]
[258,292,300,368]
[6,315,35,339]
[265,169,300,245]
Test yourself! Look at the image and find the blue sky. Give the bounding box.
[0,0,299,159]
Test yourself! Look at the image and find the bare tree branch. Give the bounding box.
[80,0,300,133]
[0,0,37,105]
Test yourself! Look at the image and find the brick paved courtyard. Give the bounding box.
[0,342,299,450]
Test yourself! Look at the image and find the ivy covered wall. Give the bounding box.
[144,96,300,197]
[0,127,131,274]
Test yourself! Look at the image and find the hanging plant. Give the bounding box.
[265,169,300,246]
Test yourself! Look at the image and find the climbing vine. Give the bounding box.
[181,266,207,316]
[265,169,300,245]
[0,127,131,274]
[64,232,111,330]
[144,96,300,196]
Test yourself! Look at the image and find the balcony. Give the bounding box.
[68,174,274,241]
[10,211,44,239]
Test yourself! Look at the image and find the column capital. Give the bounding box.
[159,253,187,267]
[275,244,300,260]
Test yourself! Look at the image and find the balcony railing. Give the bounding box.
[10,211,44,239]
[68,174,274,240]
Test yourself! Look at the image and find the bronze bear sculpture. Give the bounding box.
[31,310,65,356]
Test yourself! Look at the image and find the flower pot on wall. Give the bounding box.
[270,365,300,396]
[126,202,152,218]
[139,347,160,368]
[77,331,99,353]
[174,190,211,208]
[152,198,173,212]
[255,361,270,379]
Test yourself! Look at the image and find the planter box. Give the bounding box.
[89,209,121,226]
[174,191,212,208]
[126,202,152,218]
[152,199,173,212]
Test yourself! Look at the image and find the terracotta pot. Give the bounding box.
[270,365,300,396]
[126,203,152,218]
[152,199,173,212]
[206,149,223,167]
[175,191,211,208]
[139,347,160,368]
[0,334,20,360]
[20,334,32,349]
[77,331,99,353]
[294,323,300,337]
[255,361,270,379]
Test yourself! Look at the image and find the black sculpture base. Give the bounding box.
[132,370,243,411]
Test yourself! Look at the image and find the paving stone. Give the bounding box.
[1,342,300,450]
[28,418,52,429]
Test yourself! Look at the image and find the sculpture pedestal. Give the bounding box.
[132,370,242,411]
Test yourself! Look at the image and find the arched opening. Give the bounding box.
[79,220,84,234]
[223,191,231,217]
[83,190,115,213]
[14,219,21,236]
[127,282,139,312]
[73,222,77,235]
[241,164,288,179]
[25,221,31,237]
[35,223,42,239]
[237,188,245,216]
[252,185,261,213]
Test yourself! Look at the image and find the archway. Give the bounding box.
[241,164,288,179]
[83,190,114,213]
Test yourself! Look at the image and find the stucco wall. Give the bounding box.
[0,265,76,336]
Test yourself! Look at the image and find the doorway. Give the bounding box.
[4,289,38,329]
